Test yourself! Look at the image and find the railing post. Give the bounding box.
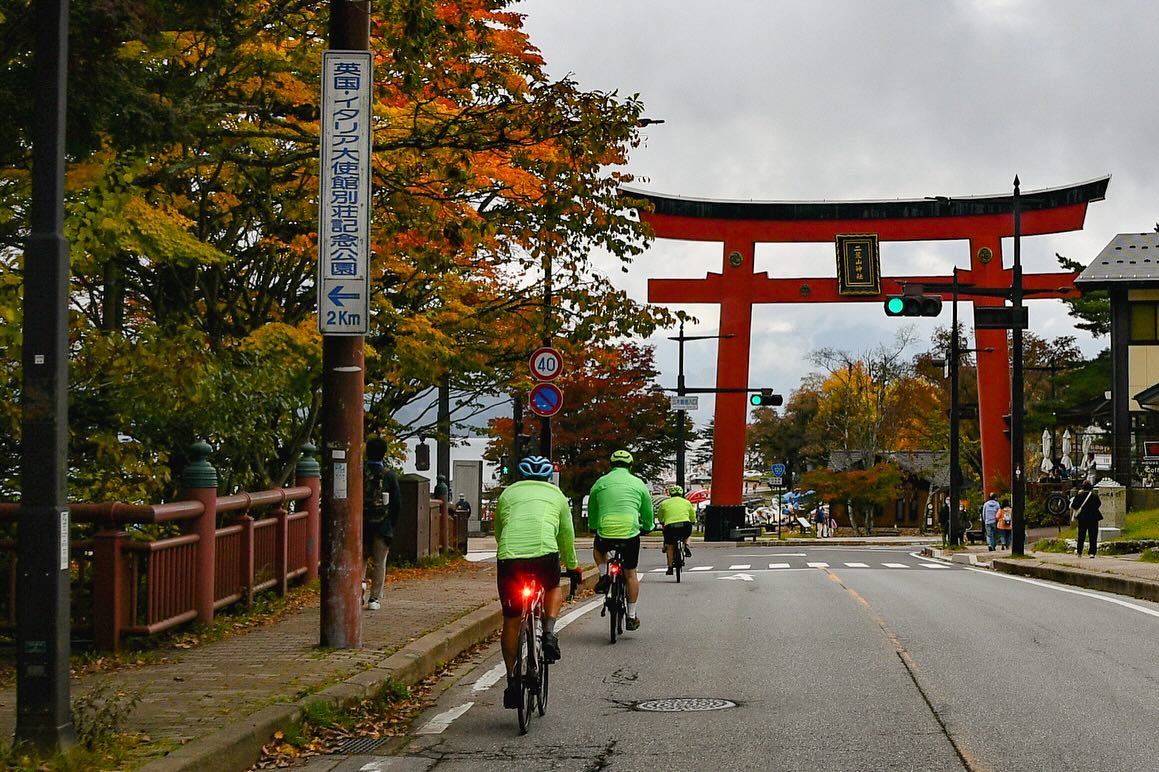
[274,508,289,597]
[296,444,322,582]
[236,513,255,608]
[92,529,126,653]
[182,441,218,626]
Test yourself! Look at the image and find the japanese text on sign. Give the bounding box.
[318,50,373,335]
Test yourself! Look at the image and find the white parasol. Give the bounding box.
[1082,424,1104,457]
[1040,429,1053,474]
[1061,429,1074,471]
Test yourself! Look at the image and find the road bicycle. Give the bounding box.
[600,547,627,643]
[514,569,578,734]
[668,536,685,582]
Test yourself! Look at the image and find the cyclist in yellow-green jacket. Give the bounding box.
[587,450,653,631]
[656,485,696,574]
[494,456,579,709]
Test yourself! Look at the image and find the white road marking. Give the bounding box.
[690,565,713,571]
[968,567,1159,619]
[720,573,754,581]
[844,562,869,568]
[415,702,474,734]
[920,563,950,569]
[769,563,791,569]
[807,562,829,568]
[882,563,909,568]
[728,564,751,570]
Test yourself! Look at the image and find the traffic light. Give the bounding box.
[749,389,783,407]
[415,442,430,471]
[500,455,510,477]
[884,294,943,317]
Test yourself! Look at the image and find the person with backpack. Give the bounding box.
[363,436,401,610]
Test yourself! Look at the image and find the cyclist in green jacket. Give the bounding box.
[588,449,653,631]
[494,456,579,709]
[656,485,695,574]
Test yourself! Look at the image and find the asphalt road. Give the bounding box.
[295,543,1159,772]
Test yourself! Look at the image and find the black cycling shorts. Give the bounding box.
[497,553,561,618]
[593,534,641,570]
[662,522,693,545]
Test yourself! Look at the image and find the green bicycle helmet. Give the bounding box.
[610,449,634,466]
[667,485,684,496]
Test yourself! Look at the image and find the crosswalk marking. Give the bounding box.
[843,562,869,568]
[882,562,909,568]
[690,565,712,571]
[807,562,829,568]
[920,563,949,569]
[728,564,751,570]
[769,563,791,569]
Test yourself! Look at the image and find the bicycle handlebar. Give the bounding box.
[561,568,581,600]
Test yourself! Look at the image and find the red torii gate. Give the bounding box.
[631,177,1109,523]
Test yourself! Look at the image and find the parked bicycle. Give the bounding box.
[599,547,627,643]
[514,569,579,734]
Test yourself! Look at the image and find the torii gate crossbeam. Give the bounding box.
[630,177,1109,531]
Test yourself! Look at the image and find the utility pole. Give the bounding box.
[539,251,553,458]
[17,0,75,750]
[320,0,371,649]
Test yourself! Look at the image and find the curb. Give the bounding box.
[991,559,1159,603]
[139,570,597,772]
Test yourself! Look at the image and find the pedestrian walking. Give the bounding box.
[996,498,1012,549]
[363,436,401,611]
[1070,480,1103,558]
[981,492,1000,551]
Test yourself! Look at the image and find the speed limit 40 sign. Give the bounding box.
[529,347,564,381]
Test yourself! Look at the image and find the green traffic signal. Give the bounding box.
[884,294,942,317]
[750,389,783,407]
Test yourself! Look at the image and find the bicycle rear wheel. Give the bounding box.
[608,574,625,644]
[536,623,549,716]
[675,550,682,583]
[516,618,534,733]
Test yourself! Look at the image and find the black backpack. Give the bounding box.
[364,462,389,522]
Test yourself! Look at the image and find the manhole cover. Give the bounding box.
[633,698,737,712]
[334,736,389,754]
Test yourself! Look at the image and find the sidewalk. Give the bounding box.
[922,529,1159,604]
[0,557,510,771]
[6,532,1157,771]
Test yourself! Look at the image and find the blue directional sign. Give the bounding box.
[529,382,564,417]
[318,50,372,335]
[771,463,787,478]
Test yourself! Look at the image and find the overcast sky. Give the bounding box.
[512,0,1159,425]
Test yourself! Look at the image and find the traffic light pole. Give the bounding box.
[668,323,736,491]
[948,269,960,550]
[1011,177,1026,555]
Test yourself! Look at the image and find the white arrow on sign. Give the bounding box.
[720,573,754,582]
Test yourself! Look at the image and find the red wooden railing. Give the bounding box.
[0,452,321,652]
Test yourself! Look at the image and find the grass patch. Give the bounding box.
[1140,547,1159,563]
[1031,538,1073,553]
[1116,507,1159,540]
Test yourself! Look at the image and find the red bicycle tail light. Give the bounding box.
[609,563,620,575]
[521,584,533,599]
